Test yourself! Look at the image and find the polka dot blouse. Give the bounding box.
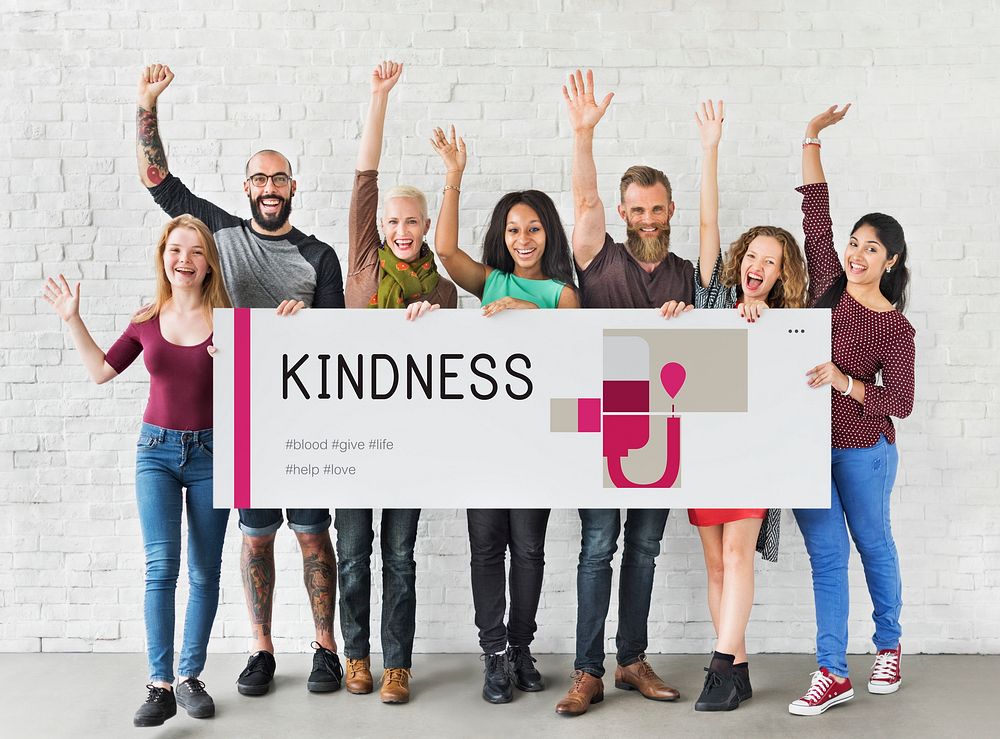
[797,182,916,449]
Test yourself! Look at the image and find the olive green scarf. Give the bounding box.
[369,242,441,309]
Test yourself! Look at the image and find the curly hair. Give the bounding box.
[719,225,808,309]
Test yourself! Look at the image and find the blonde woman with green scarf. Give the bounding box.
[336,60,456,706]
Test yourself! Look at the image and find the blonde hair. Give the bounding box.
[383,185,428,222]
[133,214,232,326]
[720,225,808,309]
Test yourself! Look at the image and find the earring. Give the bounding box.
[885,266,891,274]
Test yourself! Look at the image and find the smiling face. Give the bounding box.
[740,235,784,301]
[845,223,898,287]
[504,202,547,276]
[162,226,210,291]
[619,183,675,263]
[243,151,295,232]
[382,197,430,262]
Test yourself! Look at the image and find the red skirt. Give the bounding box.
[688,508,767,527]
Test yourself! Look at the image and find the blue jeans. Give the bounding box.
[794,436,902,677]
[135,423,230,683]
[575,509,669,677]
[334,509,419,669]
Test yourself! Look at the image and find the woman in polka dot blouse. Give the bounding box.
[788,105,916,717]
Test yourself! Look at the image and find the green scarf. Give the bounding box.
[370,242,441,309]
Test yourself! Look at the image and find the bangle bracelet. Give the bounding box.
[443,185,460,194]
[841,375,854,396]
[802,137,821,147]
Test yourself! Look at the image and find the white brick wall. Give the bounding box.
[1,1,998,657]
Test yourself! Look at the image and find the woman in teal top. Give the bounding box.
[431,126,579,705]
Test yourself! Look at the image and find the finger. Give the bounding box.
[568,71,579,99]
[599,91,613,112]
[450,124,456,146]
[585,68,594,96]
[694,111,703,127]
[163,66,173,82]
[701,101,709,121]
[45,276,60,293]
[673,301,688,317]
[276,299,289,315]
[718,100,724,120]
[458,136,466,152]
[396,62,404,77]
[561,84,571,104]
[683,303,694,312]
[707,99,715,120]
[74,282,81,300]
[290,300,304,315]
[738,303,746,318]
[59,274,72,294]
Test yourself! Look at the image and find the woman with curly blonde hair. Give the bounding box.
[661,101,808,712]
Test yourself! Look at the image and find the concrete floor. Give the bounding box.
[1,653,992,737]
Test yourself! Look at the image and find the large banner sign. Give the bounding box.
[213,309,831,509]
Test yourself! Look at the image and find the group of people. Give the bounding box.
[42,63,915,727]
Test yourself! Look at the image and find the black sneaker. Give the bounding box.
[733,662,752,702]
[133,684,176,727]
[694,667,740,712]
[237,650,276,696]
[176,678,215,718]
[307,642,343,693]
[482,652,513,704]
[507,645,544,692]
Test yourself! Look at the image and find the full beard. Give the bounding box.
[250,195,292,232]
[625,224,671,264]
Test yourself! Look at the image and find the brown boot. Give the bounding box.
[380,667,411,704]
[614,654,680,701]
[345,656,373,695]
[554,670,604,716]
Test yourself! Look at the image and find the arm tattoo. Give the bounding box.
[302,548,336,634]
[241,538,274,634]
[137,105,168,186]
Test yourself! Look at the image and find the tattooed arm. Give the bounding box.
[136,64,175,188]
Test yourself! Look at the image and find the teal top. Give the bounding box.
[481,269,566,309]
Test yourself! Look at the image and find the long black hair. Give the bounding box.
[815,212,909,313]
[481,190,578,288]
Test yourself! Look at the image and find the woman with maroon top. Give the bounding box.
[788,106,915,716]
[42,215,235,728]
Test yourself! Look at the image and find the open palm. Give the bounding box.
[562,69,614,133]
[42,275,80,323]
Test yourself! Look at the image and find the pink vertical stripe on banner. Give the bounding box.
[234,308,251,508]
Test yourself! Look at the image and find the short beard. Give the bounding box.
[249,195,292,232]
[625,223,671,263]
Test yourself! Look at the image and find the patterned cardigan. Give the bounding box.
[693,255,781,563]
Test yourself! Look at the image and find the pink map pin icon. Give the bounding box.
[660,362,686,399]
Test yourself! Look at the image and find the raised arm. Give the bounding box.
[562,69,614,271]
[41,276,118,384]
[136,64,175,187]
[356,60,403,172]
[430,126,489,297]
[695,100,724,288]
[802,104,850,186]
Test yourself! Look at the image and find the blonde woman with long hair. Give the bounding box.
[43,214,232,728]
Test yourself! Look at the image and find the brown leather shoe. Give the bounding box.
[614,654,680,701]
[345,656,373,695]
[380,667,411,704]
[554,670,604,716]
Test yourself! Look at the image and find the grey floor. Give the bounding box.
[2,653,992,737]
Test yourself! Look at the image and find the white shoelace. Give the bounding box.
[801,670,834,702]
[870,651,899,681]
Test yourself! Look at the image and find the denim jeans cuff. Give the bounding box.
[575,665,604,678]
[150,674,175,684]
[289,515,332,534]
[239,519,282,537]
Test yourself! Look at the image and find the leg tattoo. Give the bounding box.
[241,536,275,638]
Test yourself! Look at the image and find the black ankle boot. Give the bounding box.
[733,662,752,702]
[482,652,513,704]
[507,645,544,692]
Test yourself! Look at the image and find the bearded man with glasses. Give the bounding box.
[136,64,346,701]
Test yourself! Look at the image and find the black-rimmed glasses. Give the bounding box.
[247,173,291,187]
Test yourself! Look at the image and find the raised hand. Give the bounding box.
[695,100,724,150]
[41,274,80,323]
[430,125,467,173]
[806,104,851,137]
[138,64,174,107]
[562,69,614,133]
[371,60,403,96]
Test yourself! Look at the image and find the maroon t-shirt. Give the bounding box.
[577,233,695,308]
[105,315,213,431]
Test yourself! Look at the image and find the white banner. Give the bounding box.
[212,308,831,509]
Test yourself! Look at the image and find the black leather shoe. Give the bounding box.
[237,651,276,696]
[133,684,176,727]
[507,645,544,692]
[308,642,343,693]
[694,667,740,712]
[482,652,513,704]
[733,662,752,702]
[176,678,215,718]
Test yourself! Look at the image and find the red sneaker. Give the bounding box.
[788,668,854,716]
[868,645,902,694]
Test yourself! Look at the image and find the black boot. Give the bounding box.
[507,645,544,692]
[694,667,739,712]
[133,684,177,727]
[733,662,752,702]
[482,652,513,704]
